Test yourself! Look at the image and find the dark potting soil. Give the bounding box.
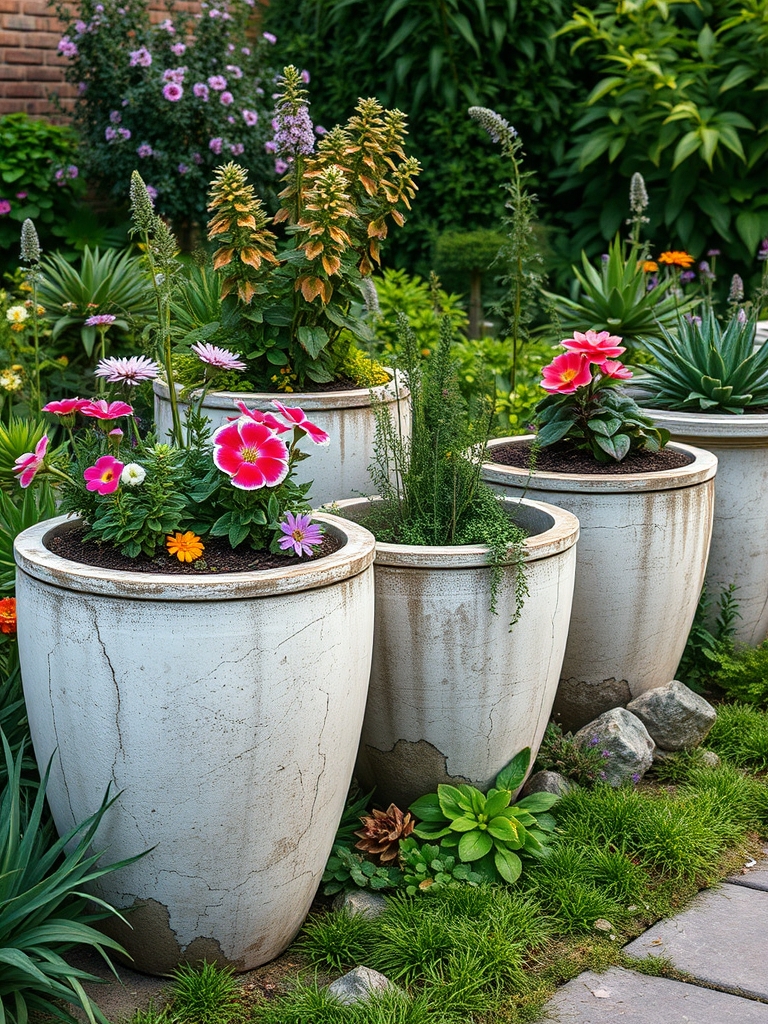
[46,525,342,575]
[488,440,694,475]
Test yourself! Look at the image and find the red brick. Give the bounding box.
[24,30,63,46]
[4,81,46,97]
[0,65,25,79]
[0,1,22,14]
[6,47,45,62]
[5,14,35,28]
[32,65,67,81]
[0,30,22,45]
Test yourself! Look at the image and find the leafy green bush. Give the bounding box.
[715,643,768,706]
[676,584,739,693]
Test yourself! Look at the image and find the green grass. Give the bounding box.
[707,703,768,770]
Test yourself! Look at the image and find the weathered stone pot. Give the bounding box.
[637,408,768,644]
[14,513,375,975]
[333,495,580,808]
[153,375,410,506]
[482,438,717,732]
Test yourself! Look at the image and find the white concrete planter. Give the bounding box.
[334,496,579,807]
[153,375,410,506]
[14,513,375,975]
[481,439,717,732]
[638,409,768,645]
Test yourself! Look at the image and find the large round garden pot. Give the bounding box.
[637,408,768,645]
[14,513,375,976]
[481,438,717,733]
[153,375,410,506]
[333,495,580,808]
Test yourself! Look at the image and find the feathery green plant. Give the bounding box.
[169,960,244,1024]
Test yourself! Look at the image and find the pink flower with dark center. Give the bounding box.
[278,511,323,556]
[80,399,134,420]
[84,455,124,495]
[137,143,153,157]
[562,330,625,361]
[207,74,227,91]
[212,420,289,490]
[0,200,10,216]
[242,108,258,126]
[43,398,91,417]
[272,401,330,445]
[219,90,234,106]
[171,41,186,55]
[232,400,290,433]
[540,352,593,394]
[94,355,160,384]
[193,82,210,101]
[85,314,117,327]
[600,360,633,381]
[191,342,246,370]
[14,435,49,488]
[163,82,183,101]
[129,46,152,67]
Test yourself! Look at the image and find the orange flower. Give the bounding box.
[0,598,16,635]
[658,250,694,269]
[166,532,205,563]
[641,260,658,273]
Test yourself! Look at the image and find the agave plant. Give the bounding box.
[640,310,768,413]
[544,236,697,355]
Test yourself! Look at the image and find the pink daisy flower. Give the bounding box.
[191,342,246,370]
[272,401,330,445]
[84,455,124,495]
[212,420,289,490]
[84,313,117,327]
[278,511,323,557]
[14,435,48,488]
[232,400,290,433]
[80,399,134,420]
[94,355,160,384]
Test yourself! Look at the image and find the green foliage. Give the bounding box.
[409,749,558,886]
[557,0,768,265]
[544,235,696,355]
[322,844,403,896]
[370,269,468,360]
[715,641,768,706]
[0,416,46,487]
[676,584,739,692]
[0,732,136,1024]
[434,230,507,275]
[534,721,613,787]
[707,703,768,770]
[298,910,377,972]
[641,309,768,412]
[399,839,483,895]
[169,961,243,1024]
[0,114,85,258]
[0,482,57,593]
[252,981,436,1024]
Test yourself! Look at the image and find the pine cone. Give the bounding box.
[354,804,415,863]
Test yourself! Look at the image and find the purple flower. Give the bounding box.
[15,191,27,199]
[85,314,117,327]
[230,142,244,156]
[191,151,202,164]
[646,275,659,291]
[163,66,186,84]
[208,74,227,91]
[219,90,233,106]
[241,46,251,55]
[278,512,323,557]
[684,313,703,326]
[0,200,10,216]
[262,31,277,44]
[191,342,247,370]
[599,771,607,781]
[272,103,315,157]
[67,165,78,178]
[209,137,223,154]
[193,82,209,101]
[601,750,611,758]
[589,736,599,746]
[159,17,174,32]
[105,126,117,141]
[758,239,768,262]
[698,260,715,280]
[137,143,153,158]
[738,307,748,324]
[227,43,235,52]
[631,773,640,784]
[129,46,152,67]
[74,19,87,33]
[109,110,122,123]
[171,41,186,56]
[163,82,183,102]
[315,124,327,135]
[601,253,609,264]
[117,127,131,140]
[242,108,258,126]
[264,139,276,153]
[77,81,87,94]
[729,273,745,303]
[178,163,189,174]
[227,115,235,124]
[208,6,221,15]
[300,69,310,83]
[680,270,696,284]
[146,184,158,200]
[707,248,721,257]
[58,36,78,57]
[225,64,243,78]
[275,158,289,174]
[95,355,159,384]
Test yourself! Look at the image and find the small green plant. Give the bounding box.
[534,721,612,786]
[715,642,768,707]
[399,839,483,894]
[169,960,243,1024]
[409,748,558,885]
[297,910,377,972]
[676,584,739,693]
[641,309,768,413]
[321,844,403,896]
[707,703,768,771]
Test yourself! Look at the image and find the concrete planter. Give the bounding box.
[14,513,375,975]
[481,439,717,732]
[153,375,410,506]
[637,408,768,644]
[334,496,579,808]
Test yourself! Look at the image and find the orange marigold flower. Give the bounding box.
[658,250,694,269]
[166,532,205,563]
[0,598,16,635]
[642,260,659,273]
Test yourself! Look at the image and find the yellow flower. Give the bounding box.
[0,369,23,392]
[18,282,32,293]
[658,250,694,269]
[166,532,205,563]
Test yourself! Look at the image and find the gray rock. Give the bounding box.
[332,890,387,920]
[553,676,632,734]
[626,680,716,751]
[521,770,573,798]
[700,748,721,768]
[327,966,397,1005]
[573,708,654,786]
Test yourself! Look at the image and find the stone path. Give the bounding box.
[540,851,768,1023]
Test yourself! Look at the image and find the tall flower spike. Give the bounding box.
[130,170,155,233]
[729,274,745,303]
[629,172,649,215]
[468,106,518,148]
[20,219,41,263]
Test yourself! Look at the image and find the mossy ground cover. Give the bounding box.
[123,705,768,1024]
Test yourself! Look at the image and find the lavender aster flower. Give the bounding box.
[85,314,117,327]
[680,270,696,284]
[193,82,209,101]
[137,143,153,158]
[95,355,160,384]
[209,137,223,154]
[278,512,323,557]
[191,342,246,370]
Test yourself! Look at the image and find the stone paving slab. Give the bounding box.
[623,884,768,1001]
[538,967,768,1023]
[727,849,768,893]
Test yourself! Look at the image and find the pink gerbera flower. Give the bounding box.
[562,330,625,361]
[272,401,330,445]
[232,400,290,432]
[191,342,247,370]
[84,313,117,327]
[212,419,289,490]
[84,455,124,495]
[14,435,48,488]
[278,511,323,557]
[80,399,134,419]
[43,398,91,417]
[600,360,633,381]
[540,352,593,394]
[94,355,160,385]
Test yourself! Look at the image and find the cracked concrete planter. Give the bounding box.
[14,513,375,975]
[481,438,717,733]
[637,408,768,644]
[153,374,410,506]
[334,496,579,808]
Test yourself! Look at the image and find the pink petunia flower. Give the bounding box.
[272,401,330,445]
[562,330,625,361]
[163,82,183,102]
[94,355,160,384]
[137,143,153,157]
[600,360,633,381]
[209,137,223,154]
[14,435,49,488]
[80,399,134,420]
[232,400,290,433]
[43,398,91,417]
[0,200,10,216]
[540,352,593,394]
[84,455,124,495]
[191,342,246,370]
[171,41,186,56]
[278,511,323,557]
[212,420,289,490]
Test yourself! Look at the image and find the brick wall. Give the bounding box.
[0,0,207,120]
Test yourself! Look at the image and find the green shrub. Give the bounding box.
[714,642,768,707]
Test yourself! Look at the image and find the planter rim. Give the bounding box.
[638,405,768,441]
[330,495,579,568]
[13,512,375,601]
[483,437,717,494]
[153,370,406,413]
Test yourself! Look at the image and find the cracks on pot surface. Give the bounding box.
[89,603,123,788]
[47,648,76,824]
